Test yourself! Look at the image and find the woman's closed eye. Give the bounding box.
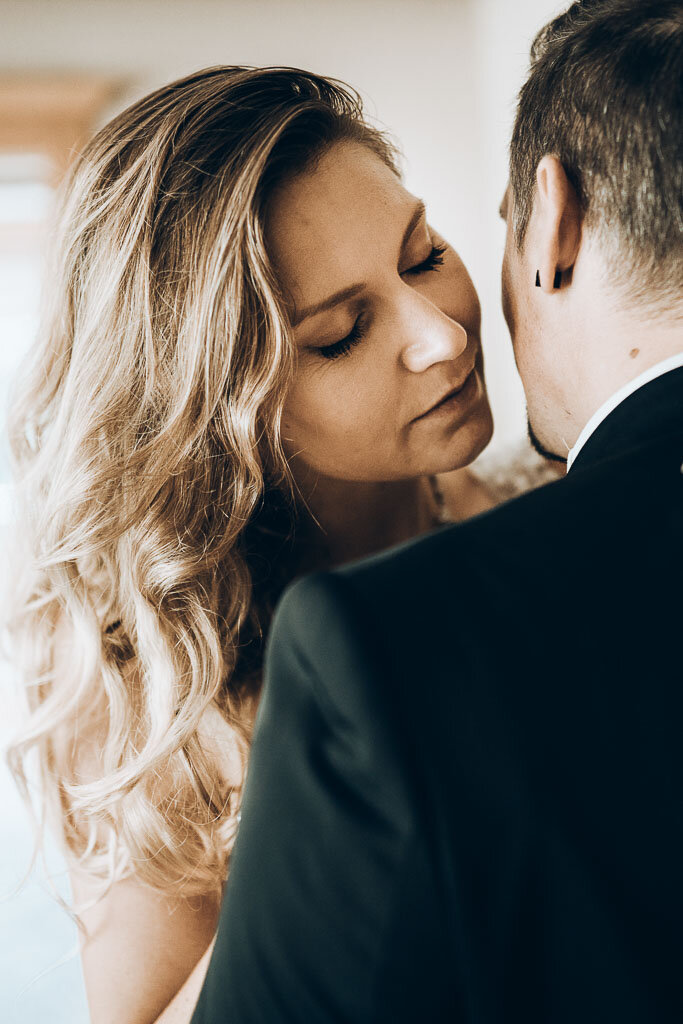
[401,241,447,278]
[317,312,369,361]
[316,242,448,361]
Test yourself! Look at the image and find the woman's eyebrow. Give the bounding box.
[292,198,427,327]
[400,199,427,254]
[292,282,366,327]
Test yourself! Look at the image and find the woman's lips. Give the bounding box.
[412,366,479,423]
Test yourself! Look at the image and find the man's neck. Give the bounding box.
[559,304,683,455]
[567,350,683,470]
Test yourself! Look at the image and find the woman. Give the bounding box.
[6,66,553,1023]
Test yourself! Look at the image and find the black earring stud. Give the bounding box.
[535,270,541,287]
[553,269,562,289]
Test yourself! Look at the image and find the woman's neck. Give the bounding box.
[293,469,437,567]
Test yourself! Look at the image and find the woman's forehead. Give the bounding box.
[266,141,417,311]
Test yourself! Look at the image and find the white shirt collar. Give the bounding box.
[566,353,683,472]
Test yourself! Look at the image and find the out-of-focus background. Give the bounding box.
[0,1,563,1020]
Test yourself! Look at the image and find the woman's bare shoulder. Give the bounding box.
[71,862,219,1024]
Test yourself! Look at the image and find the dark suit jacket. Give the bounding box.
[192,368,683,1023]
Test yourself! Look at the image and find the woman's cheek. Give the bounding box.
[315,380,360,437]
[282,377,349,446]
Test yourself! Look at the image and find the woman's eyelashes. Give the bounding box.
[316,242,448,361]
[402,241,447,277]
[318,312,368,361]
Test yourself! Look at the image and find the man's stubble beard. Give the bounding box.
[527,417,568,465]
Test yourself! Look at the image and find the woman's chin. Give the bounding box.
[424,393,494,476]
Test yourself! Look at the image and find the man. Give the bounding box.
[192,1,683,1020]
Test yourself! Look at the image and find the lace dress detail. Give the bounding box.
[468,439,562,504]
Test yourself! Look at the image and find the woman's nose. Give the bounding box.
[400,297,468,374]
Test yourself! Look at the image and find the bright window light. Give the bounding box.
[0,154,55,524]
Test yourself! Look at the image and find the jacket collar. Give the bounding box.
[570,365,683,473]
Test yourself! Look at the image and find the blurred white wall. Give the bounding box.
[0,0,564,450]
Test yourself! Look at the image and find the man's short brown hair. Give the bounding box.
[510,0,682,306]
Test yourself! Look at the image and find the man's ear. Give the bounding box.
[533,155,582,294]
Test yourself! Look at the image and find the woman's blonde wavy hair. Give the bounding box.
[4,66,397,898]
